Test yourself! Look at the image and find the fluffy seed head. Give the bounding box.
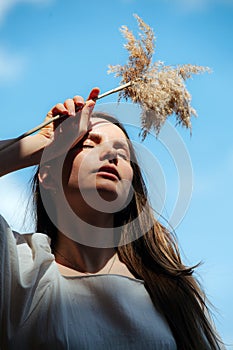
[108,14,210,139]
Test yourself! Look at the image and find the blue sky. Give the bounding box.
[0,0,233,347]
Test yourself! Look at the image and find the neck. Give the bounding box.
[54,192,120,248]
[53,195,119,273]
[54,232,116,273]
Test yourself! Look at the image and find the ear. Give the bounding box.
[38,165,57,191]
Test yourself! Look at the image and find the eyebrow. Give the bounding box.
[86,132,102,143]
[114,140,130,152]
[87,132,130,151]
[87,132,127,144]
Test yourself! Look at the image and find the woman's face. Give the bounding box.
[62,118,134,213]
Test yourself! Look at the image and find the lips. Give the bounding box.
[96,165,120,180]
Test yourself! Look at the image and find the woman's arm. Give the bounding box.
[0,134,50,177]
[0,88,99,177]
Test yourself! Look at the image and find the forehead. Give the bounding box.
[89,117,128,140]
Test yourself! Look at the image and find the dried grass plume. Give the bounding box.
[108,14,210,139]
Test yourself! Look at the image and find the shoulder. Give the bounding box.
[0,214,10,230]
[0,214,16,244]
[0,214,51,247]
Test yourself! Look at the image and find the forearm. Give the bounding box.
[0,134,47,177]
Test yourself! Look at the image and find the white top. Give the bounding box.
[0,215,176,350]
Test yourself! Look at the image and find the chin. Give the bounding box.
[97,188,118,202]
[96,186,130,214]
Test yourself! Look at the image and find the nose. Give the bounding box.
[99,146,118,165]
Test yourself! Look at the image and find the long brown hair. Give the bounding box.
[32,112,222,349]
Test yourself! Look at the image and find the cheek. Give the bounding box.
[119,163,134,196]
[122,163,133,183]
[68,151,100,190]
[70,156,89,185]
[62,152,86,188]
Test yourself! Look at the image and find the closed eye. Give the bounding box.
[70,143,93,151]
[82,144,94,149]
[117,150,129,161]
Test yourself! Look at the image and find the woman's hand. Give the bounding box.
[0,88,100,176]
[35,87,100,163]
[38,88,100,152]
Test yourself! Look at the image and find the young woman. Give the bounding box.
[0,88,225,349]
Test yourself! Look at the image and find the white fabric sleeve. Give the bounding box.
[0,215,54,345]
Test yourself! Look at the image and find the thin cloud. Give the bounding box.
[0,47,26,83]
[0,0,54,24]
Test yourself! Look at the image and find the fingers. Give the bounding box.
[78,101,95,135]
[48,103,68,118]
[73,95,85,111]
[48,96,84,118]
[87,87,100,101]
[64,99,76,116]
[48,87,99,119]
[63,97,85,116]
